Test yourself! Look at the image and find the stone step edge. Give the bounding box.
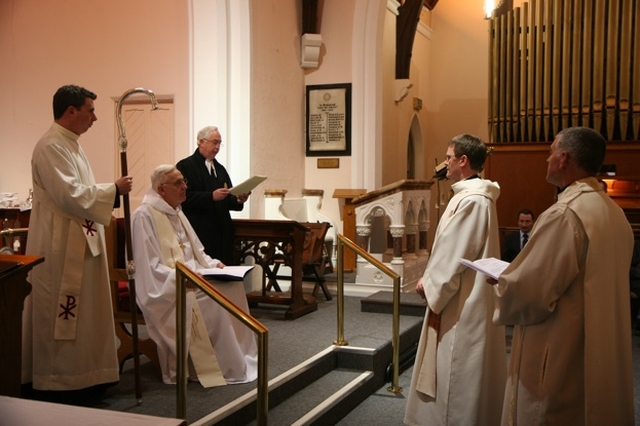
[290,370,375,426]
[192,345,376,426]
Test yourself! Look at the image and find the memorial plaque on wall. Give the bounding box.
[306,83,352,156]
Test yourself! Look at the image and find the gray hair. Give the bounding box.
[556,127,606,175]
[150,164,176,189]
[197,125,219,142]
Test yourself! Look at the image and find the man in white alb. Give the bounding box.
[131,164,257,386]
[25,84,133,401]
[405,134,506,425]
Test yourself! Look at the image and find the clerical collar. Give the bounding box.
[465,174,480,180]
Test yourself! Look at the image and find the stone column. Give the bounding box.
[418,219,429,255]
[405,224,418,259]
[389,225,405,265]
[355,225,371,263]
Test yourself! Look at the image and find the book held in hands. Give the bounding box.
[198,265,254,281]
[459,257,510,280]
[229,175,267,196]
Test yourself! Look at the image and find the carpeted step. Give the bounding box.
[86,297,426,425]
[203,346,379,426]
[360,290,426,317]
[257,369,375,426]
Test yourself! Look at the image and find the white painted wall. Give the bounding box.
[190,0,252,218]
[0,0,493,250]
[0,0,190,198]
[248,0,306,220]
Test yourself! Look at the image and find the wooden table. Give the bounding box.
[0,254,44,397]
[233,219,317,320]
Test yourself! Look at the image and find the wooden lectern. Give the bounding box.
[332,189,366,272]
[0,254,44,397]
[233,219,317,320]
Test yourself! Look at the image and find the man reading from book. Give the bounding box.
[131,164,257,387]
[176,126,250,264]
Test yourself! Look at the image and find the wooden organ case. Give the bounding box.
[485,0,640,234]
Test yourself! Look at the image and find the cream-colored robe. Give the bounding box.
[131,189,258,385]
[493,178,634,425]
[24,123,119,390]
[405,178,507,425]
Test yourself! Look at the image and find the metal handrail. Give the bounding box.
[335,234,403,393]
[0,227,29,237]
[175,262,269,424]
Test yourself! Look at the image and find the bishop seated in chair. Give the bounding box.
[131,164,257,387]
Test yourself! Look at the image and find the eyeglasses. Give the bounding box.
[162,178,188,188]
[202,138,223,147]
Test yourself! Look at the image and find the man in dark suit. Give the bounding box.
[501,208,534,262]
[176,126,250,264]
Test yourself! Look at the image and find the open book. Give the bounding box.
[229,175,267,196]
[459,257,510,280]
[197,265,254,281]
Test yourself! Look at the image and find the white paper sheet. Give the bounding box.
[459,257,510,280]
[229,175,267,196]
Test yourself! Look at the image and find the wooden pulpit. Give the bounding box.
[0,254,44,397]
[332,189,366,272]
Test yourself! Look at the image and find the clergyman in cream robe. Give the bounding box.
[405,134,506,425]
[493,178,634,425]
[405,178,507,425]
[131,187,258,386]
[25,122,120,390]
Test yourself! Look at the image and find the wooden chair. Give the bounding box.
[303,222,333,300]
[264,221,333,300]
[105,217,161,377]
